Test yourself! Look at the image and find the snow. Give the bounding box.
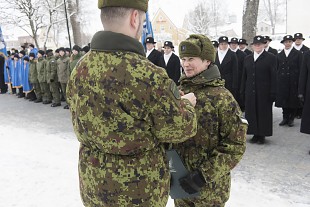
[0,94,310,207]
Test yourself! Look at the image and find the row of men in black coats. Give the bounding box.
[143,34,310,147]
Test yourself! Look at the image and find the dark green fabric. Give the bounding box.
[91,31,145,56]
[98,0,148,12]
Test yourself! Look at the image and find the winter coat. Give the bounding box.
[215,49,239,98]
[159,53,181,85]
[299,51,310,134]
[268,47,278,56]
[241,51,277,136]
[46,56,58,84]
[36,57,47,83]
[175,64,247,205]
[147,49,163,67]
[275,48,303,108]
[69,53,82,74]
[66,31,197,207]
[235,49,247,110]
[57,55,70,83]
[29,60,38,84]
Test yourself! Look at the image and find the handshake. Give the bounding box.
[180,91,197,107]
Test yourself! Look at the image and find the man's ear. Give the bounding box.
[129,9,139,30]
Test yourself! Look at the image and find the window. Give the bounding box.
[261,27,263,32]
[160,25,165,32]
[265,27,268,32]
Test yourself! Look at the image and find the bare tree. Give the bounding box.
[242,0,260,43]
[67,0,82,46]
[186,2,211,35]
[260,0,286,34]
[209,0,226,37]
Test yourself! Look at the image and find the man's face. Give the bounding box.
[252,43,264,53]
[284,40,293,49]
[37,53,42,58]
[239,44,246,50]
[30,56,34,61]
[219,42,228,51]
[72,50,78,55]
[295,38,303,46]
[164,46,172,55]
[60,50,65,56]
[181,57,210,78]
[229,43,238,50]
[146,43,154,51]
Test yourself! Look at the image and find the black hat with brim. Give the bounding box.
[281,35,295,43]
[163,41,174,48]
[251,36,267,45]
[145,37,156,44]
[294,33,305,40]
[238,39,248,45]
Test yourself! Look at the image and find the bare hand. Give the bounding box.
[179,90,185,96]
[181,92,197,107]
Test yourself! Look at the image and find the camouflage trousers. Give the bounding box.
[39,82,52,102]
[49,81,61,104]
[60,82,67,103]
[79,144,170,207]
[32,82,42,100]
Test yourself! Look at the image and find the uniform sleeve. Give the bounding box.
[200,93,247,182]
[149,74,197,144]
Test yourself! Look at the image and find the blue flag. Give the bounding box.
[0,25,8,57]
[141,11,154,50]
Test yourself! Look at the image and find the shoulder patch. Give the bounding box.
[170,82,181,100]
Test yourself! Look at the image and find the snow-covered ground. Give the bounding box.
[0,94,309,207]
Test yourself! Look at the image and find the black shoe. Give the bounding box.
[63,105,69,109]
[34,99,42,103]
[249,136,259,143]
[279,119,288,126]
[29,98,36,102]
[43,100,52,104]
[61,97,65,102]
[51,103,61,107]
[287,119,294,127]
[257,136,265,144]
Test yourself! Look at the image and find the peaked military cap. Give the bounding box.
[163,41,174,48]
[179,34,215,62]
[229,37,238,44]
[238,39,248,45]
[98,0,148,12]
[281,35,294,43]
[251,35,267,45]
[264,36,272,42]
[145,37,156,44]
[218,36,229,43]
[294,33,305,40]
[212,40,219,48]
[38,50,45,56]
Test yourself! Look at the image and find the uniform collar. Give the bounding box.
[91,31,145,57]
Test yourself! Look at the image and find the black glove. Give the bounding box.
[270,93,276,103]
[179,170,206,194]
[298,94,304,105]
[50,79,54,82]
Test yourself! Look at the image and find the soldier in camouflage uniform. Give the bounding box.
[36,50,52,104]
[174,34,247,207]
[66,1,198,206]
[46,49,61,107]
[29,53,42,102]
[57,47,70,109]
[69,45,82,74]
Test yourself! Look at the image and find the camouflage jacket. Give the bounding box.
[66,31,197,207]
[175,64,247,205]
[69,52,82,74]
[36,57,47,83]
[57,55,70,83]
[46,56,58,83]
[29,60,38,84]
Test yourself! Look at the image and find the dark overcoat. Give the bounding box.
[299,51,310,134]
[147,49,163,67]
[244,49,252,56]
[268,47,278,56]
[241,51,277,136]
[275,48,303,108]
[159,53,181,85]
[299,45,309,54]
[215,50,239,96]
[236,49,247,109]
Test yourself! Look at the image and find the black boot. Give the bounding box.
[279,119,288,126]
[249,135,259,143]
[257,136,265,144]
[287,118,294,127]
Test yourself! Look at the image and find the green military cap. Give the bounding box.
[179,34,215,62]
[98,0,148,12]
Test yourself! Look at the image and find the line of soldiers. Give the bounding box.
[0,44,89,109]
[211,33,310,144]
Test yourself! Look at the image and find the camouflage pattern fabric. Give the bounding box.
[46,56,61,104]
[66,31,197,207]
[174,65,247,207]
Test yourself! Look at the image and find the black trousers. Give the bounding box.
[282,108,297,120]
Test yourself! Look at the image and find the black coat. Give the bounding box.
[159,53,181,85]
[215,49,239,97]
[275,48,303,108]
[147,49,163,67]
[268,47,278,55]
[235,49,247,109]
[243,48,252,56]
[299,45,309,54]
[0,55,6,91]
[299,51,310,134]
[241,51,277,136]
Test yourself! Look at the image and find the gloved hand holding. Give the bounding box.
[298,94,304,105]
[179,170,206,194]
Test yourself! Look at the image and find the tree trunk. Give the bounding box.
[67,0,82,46]
[242,0,260,44]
